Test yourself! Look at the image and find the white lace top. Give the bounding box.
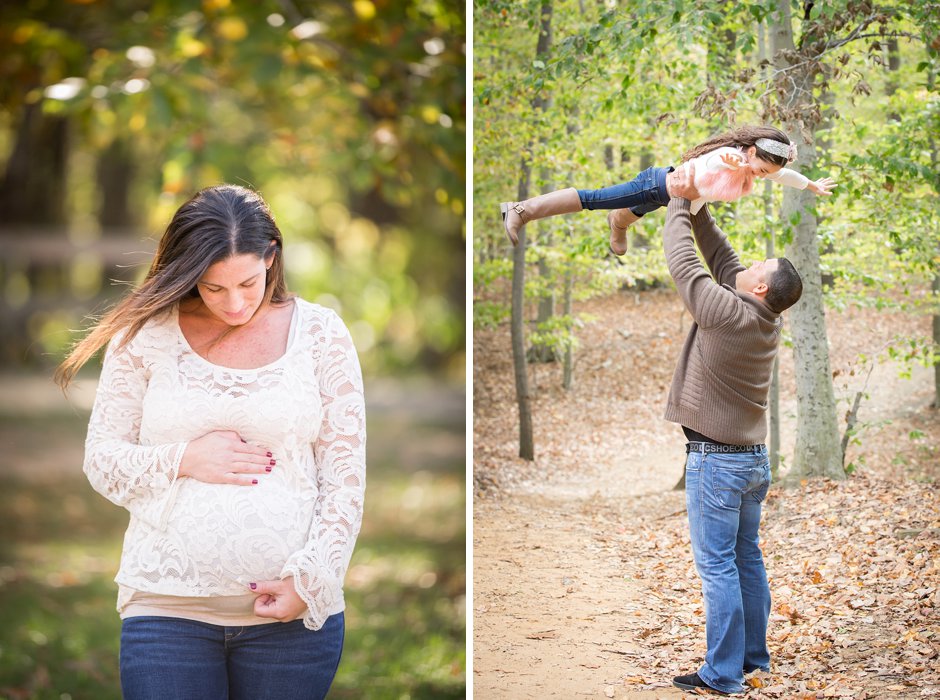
[83,298,366,631]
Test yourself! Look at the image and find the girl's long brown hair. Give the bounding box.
[681,125,792,167]
[55,185,290,388]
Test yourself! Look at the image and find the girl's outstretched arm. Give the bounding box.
[766,168,837,197]
[764,168,806,189]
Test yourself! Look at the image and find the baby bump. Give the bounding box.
[166,475,316,587]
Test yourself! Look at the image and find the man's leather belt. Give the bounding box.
[686,442,765,454]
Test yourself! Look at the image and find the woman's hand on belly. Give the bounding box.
[249,577,307,622]
[179,430,276,486]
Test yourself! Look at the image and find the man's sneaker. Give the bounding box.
[672,672,730,696]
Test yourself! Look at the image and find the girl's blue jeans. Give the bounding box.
[576,165,673,216]
[120,612,344,700]
[685,447,772,694]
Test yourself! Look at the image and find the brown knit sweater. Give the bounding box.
[662,197,781,446]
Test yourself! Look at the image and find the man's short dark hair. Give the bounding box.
[765,257,802,313]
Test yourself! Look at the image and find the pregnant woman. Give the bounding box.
[56,184,366,700]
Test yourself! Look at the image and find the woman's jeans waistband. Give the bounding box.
[120,612,345,700]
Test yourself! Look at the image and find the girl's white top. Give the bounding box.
[682,146,811,214]
[83,298,366,631]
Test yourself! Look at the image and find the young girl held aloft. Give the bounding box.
[500,125,837,255]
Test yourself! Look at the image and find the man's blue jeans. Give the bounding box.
[120,612,344,700]
[685,447,771,694]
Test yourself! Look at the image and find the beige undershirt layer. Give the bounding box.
[118,585,305,626]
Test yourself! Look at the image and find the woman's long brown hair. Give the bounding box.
[681,125,792,167]
[55,185,290,388]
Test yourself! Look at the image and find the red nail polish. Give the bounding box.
[265,466,272,473]
[252,479,258,485]
[250,582,257,590]
[269,459,276,466]
[266,451,272,458]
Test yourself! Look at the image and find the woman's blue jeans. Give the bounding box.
[120,612,344,700]
[685,447,771,694]
[576,165,673,216]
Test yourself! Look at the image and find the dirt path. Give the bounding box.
[474,442,726,700]
[472,290,939,698]
[474,492,689,699]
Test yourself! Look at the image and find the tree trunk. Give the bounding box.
[934,272,940,409]
[511,160,535,461]
[0,100,68,225]
[771,0,844,482]
[928,67,939,409]
[97,139,136,229]
[782,144,843,481]
[0,99,69,367]
[531,169,557,364]
[758,20,780,478]
[562,110,580,390]
[885,37,901,122]
[510,0,554,461]
[530,7,556,365]
[763,175,781,479]
[562,268,573,390]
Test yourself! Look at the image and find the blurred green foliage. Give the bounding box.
[0,0,466,379]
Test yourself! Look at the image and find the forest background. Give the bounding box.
[474,0,939,478]
[0,1,465,698]
[473,1,939,697]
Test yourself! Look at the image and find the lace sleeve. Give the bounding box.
[83,333,188,530]
[281,312,367,631]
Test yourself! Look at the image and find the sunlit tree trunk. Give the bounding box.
[530,11,556,365]
[934,274,940,408]
[563,114,579,390]
[510,0,554,460]
[771,0,844,481]
[562,268,573,390]
[531,168,557,364]
[929,68,940,408]
[511,162,534,460]
[758,20,781,478]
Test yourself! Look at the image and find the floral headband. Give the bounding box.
[755,138,797,163]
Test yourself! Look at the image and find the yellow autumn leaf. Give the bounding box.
[129,113,146,132]
[420,105,441,124]
[179,36,207,58]
[216,17,248,42]
[353,0,376,20]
